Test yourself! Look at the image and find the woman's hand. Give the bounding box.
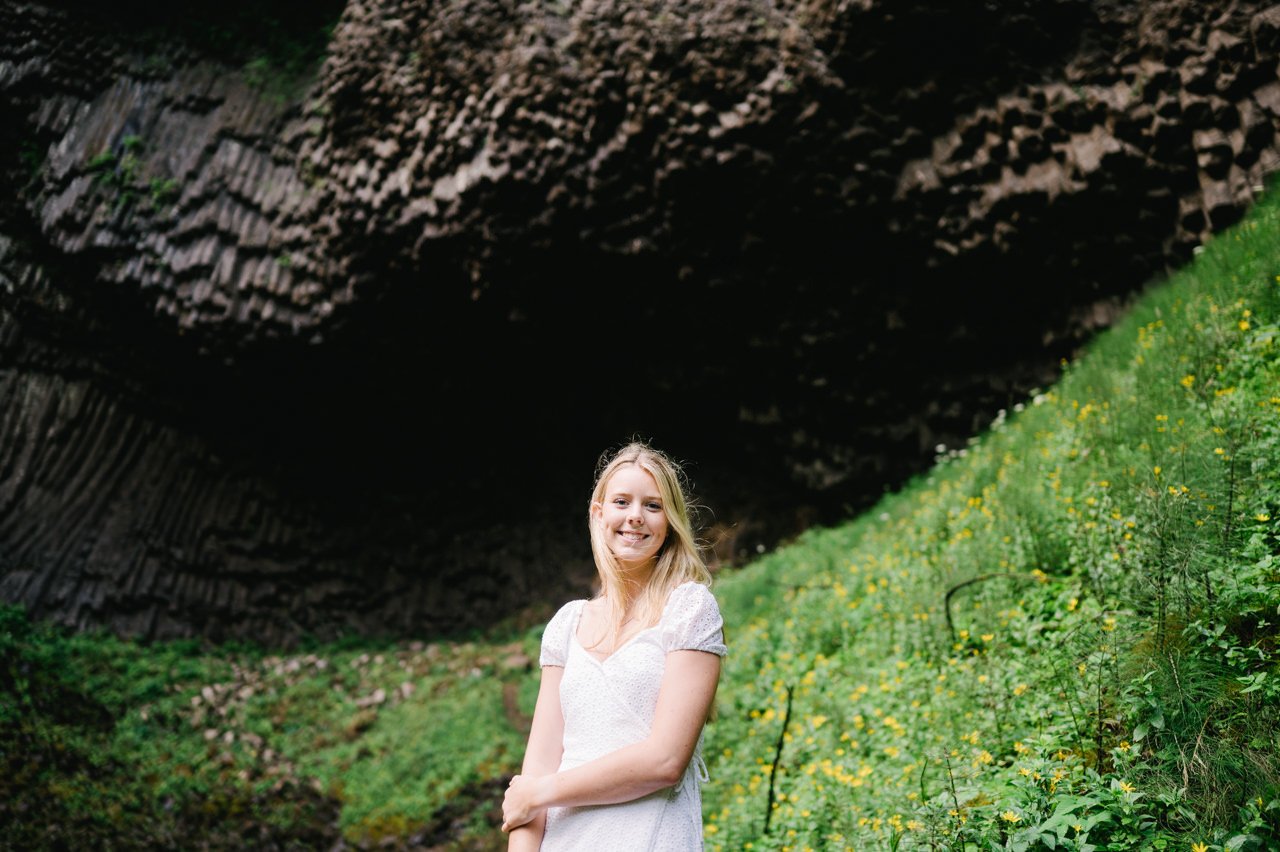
[501,774,550,832]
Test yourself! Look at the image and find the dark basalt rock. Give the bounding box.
[3,0,1280,645]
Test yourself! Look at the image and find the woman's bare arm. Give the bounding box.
[501,650,720,831]
[506,665,565,851]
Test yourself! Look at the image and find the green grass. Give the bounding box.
[4,182,1280,849]
[701,182,1280,850]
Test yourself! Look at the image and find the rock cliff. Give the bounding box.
[3,0,1280,643]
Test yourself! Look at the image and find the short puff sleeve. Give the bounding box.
[539,599,581,667]
[661,582,727,656]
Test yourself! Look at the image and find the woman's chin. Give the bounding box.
[610,551,656,571]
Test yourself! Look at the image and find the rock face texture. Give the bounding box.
[3,0,1280,644]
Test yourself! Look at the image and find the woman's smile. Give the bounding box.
[596,465,669,567]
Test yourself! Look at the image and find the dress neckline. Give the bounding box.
[572,599,660,665]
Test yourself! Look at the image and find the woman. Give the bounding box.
[502,441,726,850]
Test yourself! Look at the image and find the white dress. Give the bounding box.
[537,581,728,851]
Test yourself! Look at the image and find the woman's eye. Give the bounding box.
[646,503,661,511]
[613,499,627,506]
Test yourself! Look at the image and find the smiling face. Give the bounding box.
[594,464,669,570]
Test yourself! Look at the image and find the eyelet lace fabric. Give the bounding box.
[537,581,727,851]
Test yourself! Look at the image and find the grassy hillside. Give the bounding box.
[4,184,1280,850]
[702,185,1280,850]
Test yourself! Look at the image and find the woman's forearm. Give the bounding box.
[510,727,561,847]
[506,814,546,851]
[510,748,558,848]
[506,663,565,839]
[503,652,720,833]
[535,737,686,811]
[531,651,720,812]
[532,647,721,808]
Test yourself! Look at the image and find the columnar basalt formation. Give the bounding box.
[3,0,1280,644]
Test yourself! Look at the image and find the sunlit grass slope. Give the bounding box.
[3,185,1279,850]
[701,187,1280,850]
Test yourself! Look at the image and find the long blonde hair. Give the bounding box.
[587,441,711,647]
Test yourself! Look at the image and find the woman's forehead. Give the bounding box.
[606,464,661,494]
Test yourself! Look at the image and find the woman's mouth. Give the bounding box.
[618,531,648,542]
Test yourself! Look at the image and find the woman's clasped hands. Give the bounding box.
[501,773,548,832]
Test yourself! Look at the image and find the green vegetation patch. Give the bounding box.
[701,182,1280,850]
[1,605,545,848]
[0,606,338,848]
[5,183,1280,849]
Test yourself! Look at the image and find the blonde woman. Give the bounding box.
[501,441,727,851]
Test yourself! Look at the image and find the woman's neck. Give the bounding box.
[611,560,656,603]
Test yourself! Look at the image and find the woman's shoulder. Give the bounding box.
[540,597,588,666]
[660,579,726,654]
[662,580,719,612]
[669,578,714,596]
[549,596,589,623]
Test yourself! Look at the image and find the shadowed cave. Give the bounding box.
[4,0,1280,644]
